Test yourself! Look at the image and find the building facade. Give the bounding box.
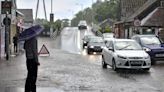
[0,0,17,59]
[120,0,148,20]
[115,0,164,39]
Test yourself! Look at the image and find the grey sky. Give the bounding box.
[17,0,95,20]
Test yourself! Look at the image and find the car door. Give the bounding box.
[104,41,113,65]
[107,41,114,66]
[103,41,110,64]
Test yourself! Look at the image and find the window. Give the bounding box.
[161,1,164,7]
[106,41,113,49]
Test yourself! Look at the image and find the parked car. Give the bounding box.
[132,35,164,64]
[102,33,114,41]
[82,35,95,49]
[102,39,151,71]
[87,37,105,54]
[78,20,87,30]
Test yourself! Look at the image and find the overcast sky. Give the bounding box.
[17,0,95,21]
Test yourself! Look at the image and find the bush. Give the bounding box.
[104,26,111,33]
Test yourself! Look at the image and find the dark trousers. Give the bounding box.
[14,44,17,53]
[25,59,38,92]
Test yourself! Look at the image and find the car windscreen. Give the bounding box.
[114,41,142,50]
[89,38,104,43]
[103,34,114,38]
[140,36,161,45]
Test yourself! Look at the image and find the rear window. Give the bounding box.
[140,36,161,45]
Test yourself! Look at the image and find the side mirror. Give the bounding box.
[161,43,164,47]
[104,40,107,44]
[108,47,114,51]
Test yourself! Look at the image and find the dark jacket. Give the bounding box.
[13,36,18,45]
[24,37,38,63]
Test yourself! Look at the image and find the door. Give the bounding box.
[104,41,114,66]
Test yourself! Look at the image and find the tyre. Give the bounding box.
[112,59,117,71]
[102,56,107,69]
[143,68,150,72]
[83,45,85,49]
[151,60,156,65]
[87,49,91,54]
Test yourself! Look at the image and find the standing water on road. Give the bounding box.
[61,27,81,54]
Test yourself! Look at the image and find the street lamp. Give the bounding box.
[76,3,84,20]
[67,9,74,19]
[91,0,94,26]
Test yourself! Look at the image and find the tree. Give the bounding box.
[71,0,119,26]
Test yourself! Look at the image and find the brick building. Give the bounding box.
[121,0,148,20]
[115,0,164,40]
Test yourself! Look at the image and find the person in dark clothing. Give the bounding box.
[13,35,18,53]
[24,37,40,92]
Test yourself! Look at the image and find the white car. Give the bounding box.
[78,20,87,30]
[102,33,114,41]
[102,39,151,71]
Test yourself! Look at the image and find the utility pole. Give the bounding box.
[91,0,94,26]
[4,12,10,60]
[35,0,47,20]
[76,3,83,20]
[50,0,54,37]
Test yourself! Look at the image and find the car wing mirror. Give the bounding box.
[104,40,107,44]
[108,47,114,51]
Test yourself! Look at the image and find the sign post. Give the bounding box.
[50,13,54,37]
[2,1,12,60]
[1,1,12,14]
[3,12,11,60]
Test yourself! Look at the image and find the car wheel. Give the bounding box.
[102,56,107,69]
[112,59,117,71]
[87,49,91,54]
[151,59,156,65]
[83,45,85,49]
[143,68,150,72]
[151,58,156,65]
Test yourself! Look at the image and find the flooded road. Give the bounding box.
[0,27,164,92]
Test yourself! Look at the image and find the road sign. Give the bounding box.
[3,17,11,26]
[38,44,50,55]
[134,19,141,27]
[1,1,12,14]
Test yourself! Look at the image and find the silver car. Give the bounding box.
[102,39,151,71]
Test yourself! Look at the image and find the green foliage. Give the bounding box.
[71,0,119,26]
[104,26,112,33]
[95,0,119,22]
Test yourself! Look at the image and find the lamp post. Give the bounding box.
[91,0,94,26]
[76,3,84,20]
[50,0,54,38]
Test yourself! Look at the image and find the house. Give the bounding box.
[17,9,33,27]
[115,0,164,40]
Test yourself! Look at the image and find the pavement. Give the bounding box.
[1,87,64,92]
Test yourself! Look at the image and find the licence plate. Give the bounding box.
[156,54,164,57]
[130,61,143,64]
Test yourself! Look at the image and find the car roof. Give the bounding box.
[107,38,136,42]
[132,35,157,38]
[103,33,114,35]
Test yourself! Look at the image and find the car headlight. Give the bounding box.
[117,55,127,59]
[143,47,151,52]
[144,56,150,59]
[101,46,105,49]
[83,41,87,43]
[90,46,94,48]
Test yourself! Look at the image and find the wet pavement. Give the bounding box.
[0,27,164,92]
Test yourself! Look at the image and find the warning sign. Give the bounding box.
[38,44,50,56]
